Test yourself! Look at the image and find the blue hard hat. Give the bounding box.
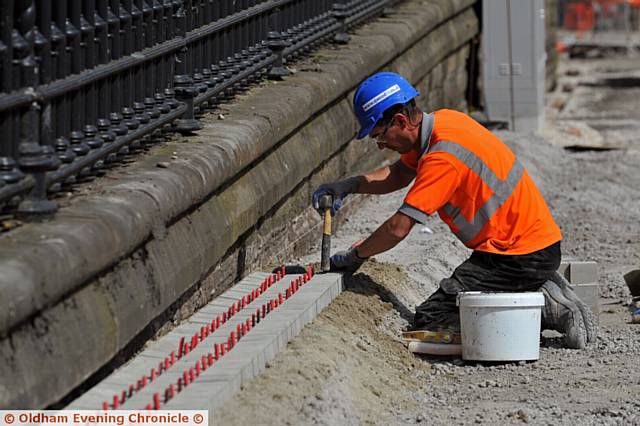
[353,72,419,140]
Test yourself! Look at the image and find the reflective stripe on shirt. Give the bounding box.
[429,141,524,243]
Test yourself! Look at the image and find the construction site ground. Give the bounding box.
[212,55,640,425]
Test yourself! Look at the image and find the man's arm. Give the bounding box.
[355,160,416,195]
[355,211,416,258]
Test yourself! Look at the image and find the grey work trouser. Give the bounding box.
[412,241,561,331]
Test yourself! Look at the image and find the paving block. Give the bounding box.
[557,261,570,281]
[570,283,600,316]
[567,261,598,285]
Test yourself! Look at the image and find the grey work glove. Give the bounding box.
[330,247,367,274]
[312,177,361,216]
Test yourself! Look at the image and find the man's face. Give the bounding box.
[368,113,414,154]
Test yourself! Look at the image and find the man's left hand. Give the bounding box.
[330,248,367,274]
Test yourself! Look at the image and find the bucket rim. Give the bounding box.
[456,291,545,307]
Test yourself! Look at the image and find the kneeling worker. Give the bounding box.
[312,72,597,349]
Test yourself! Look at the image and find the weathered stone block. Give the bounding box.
[568,261,599,285]
[570,284,600,316]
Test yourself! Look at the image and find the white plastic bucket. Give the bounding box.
[457,292,545,361]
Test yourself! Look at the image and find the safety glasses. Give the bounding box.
[369,116,395,143]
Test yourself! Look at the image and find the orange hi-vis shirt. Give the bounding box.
[398,110,562,255]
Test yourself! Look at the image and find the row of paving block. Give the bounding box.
[558,259,599,316]
[68,267,343,412]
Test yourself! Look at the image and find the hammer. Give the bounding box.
[318,194,333,272]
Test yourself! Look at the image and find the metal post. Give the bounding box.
[332,0,350,44]
[173,0,201,133]
[267,7,289,79]
[14,0,60,218]
[34,0,52,85]
[35,0,53,151]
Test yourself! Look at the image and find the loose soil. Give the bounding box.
[215,57,640,425]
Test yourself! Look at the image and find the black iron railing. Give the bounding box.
[0,0,399,219]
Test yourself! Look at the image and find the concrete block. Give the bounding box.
[557,261,570,280]
[570,284,600,316]
[165,381,228,411]
[568,262,598,285]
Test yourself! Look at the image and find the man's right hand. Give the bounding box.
[312,177,361,215]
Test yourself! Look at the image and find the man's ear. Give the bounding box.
[394,112,408,129]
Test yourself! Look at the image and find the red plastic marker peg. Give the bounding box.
[231,331,236,347]
[153,393,160,410]
[169,384,175,398]
[262,304,266,317]
[216,315,221,328]
[112,394,119,409]
[246,318,251,332]
[208,353,214,366]
[230,304,235,315]
[281,265,285,276]
[252,313,256,327]
[270,300,276,310]
[241,323,246,336]
[237,300,242,312]
[150,368,156,382]
[195,362,201,376]
[183,370,190,386]
[177,378,183,392]
[178,336,185,359]
[222,312,227,323]
[102,401,109,411]
[210,319,216,333]
[142,375,148,388]
[121,390,127,404]
[278,293,283,304]
[164,388,171,403]
[170,351,175,366]
[277,271,281,280]
[220,344,226,356]
[145,404,152,410]
[241,297,245,309]
[190,367,196,382]
[129,384,134,397]
[237,323,242,337]
[158,361,164,374]
[214,343,220,360]
[201,355,207,370]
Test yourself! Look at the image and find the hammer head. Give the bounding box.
[318,194,333,210]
